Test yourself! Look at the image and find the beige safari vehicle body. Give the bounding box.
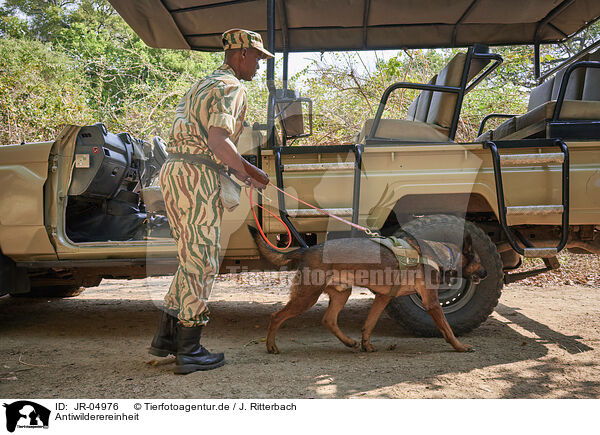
[2,0,600,335]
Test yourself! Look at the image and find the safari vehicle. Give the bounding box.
[2,0,600,338]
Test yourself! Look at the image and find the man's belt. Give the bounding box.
[166,152,229,175]
[166,152,242,212]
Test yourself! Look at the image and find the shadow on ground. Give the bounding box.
[0,293,596,398]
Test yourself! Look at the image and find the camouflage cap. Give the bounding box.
[221,28,274,59]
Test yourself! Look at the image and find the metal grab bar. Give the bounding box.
[552,61,600,121]
[367,46,503,143]
[477,113,518,137]
[537,39,600,85]
[367,82,461,142]
[465,53,503,92]
[484,139,570,257]
[283,162,355,172]
[273,143,364,247]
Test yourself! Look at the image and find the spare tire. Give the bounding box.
[385,214,503,337]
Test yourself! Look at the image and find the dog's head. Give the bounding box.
[439,234,487,284]
[456,233,487,284]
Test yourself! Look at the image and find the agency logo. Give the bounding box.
[3,401,50,433]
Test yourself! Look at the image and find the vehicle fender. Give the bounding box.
[366,181,498,229]
[0,252,30,296]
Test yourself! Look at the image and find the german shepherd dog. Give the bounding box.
[248,226,487,354]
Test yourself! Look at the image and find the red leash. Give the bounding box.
[246,186,292,251]
[247,183,377,252]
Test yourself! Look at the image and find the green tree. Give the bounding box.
[1,0,598,145]
[0,0,221,140]
[286,49,502,144]
[51,1,220,137]
[0,0,72,41]
[0,37,94,144]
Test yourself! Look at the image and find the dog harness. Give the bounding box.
[370,236,442,297]
[370,236,440,271]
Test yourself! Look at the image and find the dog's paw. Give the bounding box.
[266,343,280,354]
[344,339,359,349]
[361,343,377,352]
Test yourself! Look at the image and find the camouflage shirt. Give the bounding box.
[167,64,247,162]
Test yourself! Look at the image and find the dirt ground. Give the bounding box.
[1,271,600,399]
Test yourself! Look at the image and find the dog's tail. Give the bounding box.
[248,226,306,267]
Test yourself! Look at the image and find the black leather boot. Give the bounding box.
[174,324,225,374]
[148,309,179,357]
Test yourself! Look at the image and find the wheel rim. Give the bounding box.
[408,278,477,314]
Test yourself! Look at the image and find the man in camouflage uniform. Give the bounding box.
[149,29,272,375]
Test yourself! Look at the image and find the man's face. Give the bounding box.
[240,48,264,81]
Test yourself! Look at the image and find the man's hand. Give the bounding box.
[232,170,268,189]
[206,126,269,189]
[240,159,269,189]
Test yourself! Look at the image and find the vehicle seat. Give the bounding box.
[358,49,489,143]
[476,50,600,141]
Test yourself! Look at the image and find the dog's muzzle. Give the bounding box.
[470,269,487,284]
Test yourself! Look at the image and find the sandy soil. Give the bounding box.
[1,272,600,399]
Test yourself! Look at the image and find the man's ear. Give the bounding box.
[240,47,248,59]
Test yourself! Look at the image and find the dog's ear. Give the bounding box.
[463,232,473,254]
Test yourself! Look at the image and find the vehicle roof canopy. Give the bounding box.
[108,0,600,52]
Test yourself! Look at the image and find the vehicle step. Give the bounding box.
[287,208,353,217]
[499,153,564,166]
[523,248,558,258]
[506,205,564,216]
[283,162,355,172]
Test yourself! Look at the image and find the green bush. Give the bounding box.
[0,37,93,144]
[0,1,598,145]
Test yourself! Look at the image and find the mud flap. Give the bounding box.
[0,254,30,295]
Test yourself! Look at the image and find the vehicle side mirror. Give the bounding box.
[275,89,313,142]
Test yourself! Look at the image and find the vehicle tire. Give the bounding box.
[11,285,86,298]
[385,214,503,337]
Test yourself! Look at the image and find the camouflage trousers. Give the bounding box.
[159,159,223,327]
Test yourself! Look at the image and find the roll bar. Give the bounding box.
[366,47,503,143]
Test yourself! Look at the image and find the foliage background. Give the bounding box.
[0,0,599,145]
